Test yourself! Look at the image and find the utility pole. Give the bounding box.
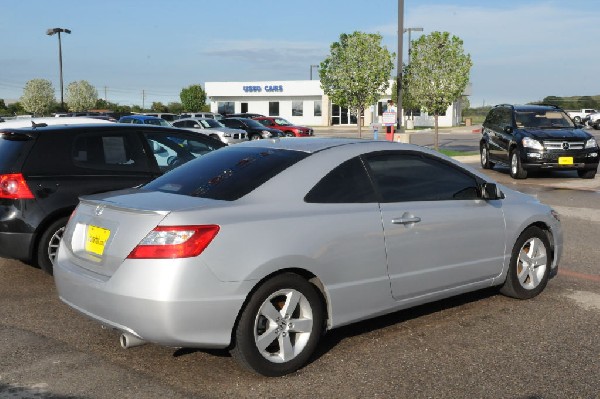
[397,0,404,131]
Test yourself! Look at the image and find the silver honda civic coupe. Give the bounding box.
[54,138,562,377]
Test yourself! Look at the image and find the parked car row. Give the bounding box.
[117,114,313,144]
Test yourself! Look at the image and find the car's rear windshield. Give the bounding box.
[0,132,31,170]
[142,146,309,200]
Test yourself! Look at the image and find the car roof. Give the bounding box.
[120,115,164,120]
[0,123,192,136]
[233,137,398,153]
[0,117,115,128]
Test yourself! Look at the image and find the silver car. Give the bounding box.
[172,117,247,145]
[54,138,562,377]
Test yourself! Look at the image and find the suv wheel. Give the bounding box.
[577,169,596,179]
[510,150,527,179]
[480,143,495,169]
[37,217,69,275]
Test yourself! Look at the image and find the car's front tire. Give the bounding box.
[577,169,596,179]
[36,217,68,275]
[510,149,527,179]
[285,132,295,137]
[230,273,324,377]
[480,143,495,169]
[500,226,551,299]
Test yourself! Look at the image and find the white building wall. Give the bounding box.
[205,80,464,128]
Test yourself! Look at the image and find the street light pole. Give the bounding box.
[310,64,319,80]
[397,0,404,131]
[46,27,71,110]
[404,27,423,62]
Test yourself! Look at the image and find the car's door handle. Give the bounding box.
[391,213,421,225]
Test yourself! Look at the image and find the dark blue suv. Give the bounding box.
[480,104,599,179]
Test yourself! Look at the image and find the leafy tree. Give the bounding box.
[20,79,57,116]
[168,102,184,114]
[320,31,395,137]
[7,102,25,115]
[180,84,207,112]
[151,102,168,112]
[391,64,420,123]
[65,80,98,112]
[404,31,472,149]
[0,99,7,113]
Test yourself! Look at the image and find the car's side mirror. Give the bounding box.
[480,183,505,200]
[503,126,514,134]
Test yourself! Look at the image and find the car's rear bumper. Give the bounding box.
[54,254,253,348]
[0,231,33,261]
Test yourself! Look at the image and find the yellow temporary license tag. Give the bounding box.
[85,225,111,256]
[558,157,573,165]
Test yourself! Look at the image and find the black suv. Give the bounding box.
[480,104,599,179]
[220,117,284,140]
[0,123,225,274]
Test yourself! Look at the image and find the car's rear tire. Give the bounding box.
[37,217,69,275]
[230,273,324,376]
[480,143,495,169]
[573,116,582,123]
[285,132,295,137]
[510,150,527,179]
[577,169,596,179]
[500,226,551,299]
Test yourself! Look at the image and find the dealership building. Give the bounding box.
[205,80,465,128]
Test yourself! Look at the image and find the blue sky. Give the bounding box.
[1,0,598,108]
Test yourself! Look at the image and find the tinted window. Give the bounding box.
[143,146,308,201]
[305,157,376,203]
[0,133,30,171]
[71,132,149,172]
[269,102,279,116]
[365,153,479,202]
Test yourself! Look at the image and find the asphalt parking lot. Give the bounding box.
[1,137,599,399]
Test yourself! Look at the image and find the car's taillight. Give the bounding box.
[0,173,34,199]
[127,225,220,259]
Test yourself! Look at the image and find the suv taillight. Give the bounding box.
[0,173,35,199]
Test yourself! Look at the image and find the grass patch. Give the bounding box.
[437,149,478,157]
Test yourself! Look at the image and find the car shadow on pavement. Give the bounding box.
[311,287,500,362]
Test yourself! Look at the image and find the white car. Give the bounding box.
[172,117,247,144]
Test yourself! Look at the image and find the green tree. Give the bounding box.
[151,102,168,112]
[391,64,420,124]
[65,80,98,112]
[168,102,184,114]
[20,79,57,116]
[180,84,207,111]
[320,31,395,137]
[404,31,472,149]
[0,99,7,113]
[7,102,25,115]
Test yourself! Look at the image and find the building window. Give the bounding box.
[218,102,234,115]
[292,101,303,116]
[241,102,248,113]
[269,102,279,116]
[314,100,322,117]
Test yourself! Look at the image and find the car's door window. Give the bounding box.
[364,152,479,202]
[71,132,149,172]
[305,157,377,203]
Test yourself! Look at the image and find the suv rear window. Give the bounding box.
[143,146,309,200]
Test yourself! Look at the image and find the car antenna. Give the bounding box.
[31,121,48,129]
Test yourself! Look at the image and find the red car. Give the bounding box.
[253,117,314,137]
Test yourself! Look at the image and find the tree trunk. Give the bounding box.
[434,114,439,150]
[357,108,362,138]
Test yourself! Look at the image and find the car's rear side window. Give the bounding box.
[0,133,31,171]
[143,146,309,200]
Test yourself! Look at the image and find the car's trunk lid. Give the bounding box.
[60,189,218,277]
